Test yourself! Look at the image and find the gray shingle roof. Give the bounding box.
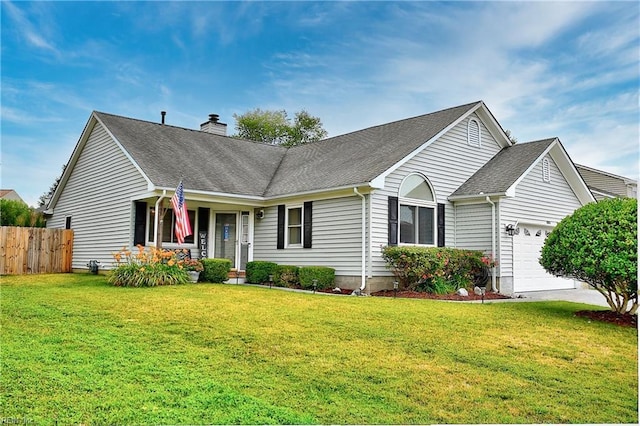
[95,112,287,196]
[450,138,556,198]
[95,101,481,198]
[264,101,481,196]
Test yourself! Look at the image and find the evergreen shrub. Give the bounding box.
[200,258,232,283]
[274,264,299,287]
[245,261,278,284]
[381,246,491,293]
[299,266,335,290]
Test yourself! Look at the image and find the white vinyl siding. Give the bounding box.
[499,156,583,277]
[47,123,148,269]
[253,196,364,275]
[370,113,503,276]
[455,203,493,252]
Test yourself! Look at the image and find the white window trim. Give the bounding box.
[467,118,481,147]
[542,158,551,183]
[285,204,303,248]
[147,206,197,247]
[398,197,437,247]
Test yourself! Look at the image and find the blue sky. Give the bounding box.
[2,0,639,207]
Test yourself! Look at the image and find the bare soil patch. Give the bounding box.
[575,310,637,328]
[371,289,511,301]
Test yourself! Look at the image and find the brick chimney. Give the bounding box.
[200,113,227,136]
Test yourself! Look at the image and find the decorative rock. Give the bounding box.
[351,289,362,296]
[474,286,483,296]
[333,287,342,293]
[456,288,469,297]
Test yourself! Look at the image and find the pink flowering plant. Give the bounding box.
[381,246,492,294]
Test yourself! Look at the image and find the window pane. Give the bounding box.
[162,210,173,242]
[400,205,416,243]
[184,210,196,244]
[289,227,302,245]
[418,207,434,245]
[288,208,301,225]
[148,208,156,241]
[399,174,434,201]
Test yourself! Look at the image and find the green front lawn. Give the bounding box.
[1,274,637,424]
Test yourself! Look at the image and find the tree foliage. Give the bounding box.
[38,164,66,208]
[540,198,637,314]
[233,109,327,147]
[0,199,45,227]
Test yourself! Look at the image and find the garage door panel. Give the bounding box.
[513,225,575,292]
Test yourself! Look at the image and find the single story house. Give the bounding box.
[46,101,595,294]
[0,189,25,203]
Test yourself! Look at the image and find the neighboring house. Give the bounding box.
[575,164,637,200]
[46,101,595,294]
[0,189,25,203]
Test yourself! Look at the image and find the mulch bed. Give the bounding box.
[370,289,511,301]
[574,310,637,328]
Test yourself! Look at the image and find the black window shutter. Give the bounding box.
[277,205,285,249]
[388,196,398,246]
[303,201,312,248]
[437,203,445,247]
[198,207,209,233]
[134,201,147,245]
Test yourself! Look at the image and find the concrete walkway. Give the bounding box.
[513,288,611,308]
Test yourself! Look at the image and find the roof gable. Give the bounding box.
[450,138,595,205]
[93,112,288,197]
[264,101,499,196]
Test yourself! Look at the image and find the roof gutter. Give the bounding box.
[353,188,367,292]
[485,196,497,292]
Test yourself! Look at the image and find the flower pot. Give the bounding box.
[187,271,200,283]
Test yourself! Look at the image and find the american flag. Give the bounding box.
[170,181,192,244]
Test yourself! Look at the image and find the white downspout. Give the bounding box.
[485,196,497,292]
[354,188,367,291]
[154,190,166,248]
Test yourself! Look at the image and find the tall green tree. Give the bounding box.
[233,109,327,147]
[0,199,45,227]
[38,164,66,208]
[540,198,637,314]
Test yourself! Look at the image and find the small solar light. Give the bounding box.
[393,281,399,298]
[268,274,273,289]
[313,279,318,294]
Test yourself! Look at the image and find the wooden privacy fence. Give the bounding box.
[0,227,73,274]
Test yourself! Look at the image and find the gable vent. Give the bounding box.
[542,158,551,182]
[467,118,481,147]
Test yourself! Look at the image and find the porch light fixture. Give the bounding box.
[505,224,516,236]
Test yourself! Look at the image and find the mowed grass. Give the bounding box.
[1,274,637,425]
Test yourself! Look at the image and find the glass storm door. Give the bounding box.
[239,211,250,270]
[215,213,237,267]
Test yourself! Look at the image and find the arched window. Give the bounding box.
[398,174,436,245]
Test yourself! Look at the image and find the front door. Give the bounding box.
[215,213,237,268]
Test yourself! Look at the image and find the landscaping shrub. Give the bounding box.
[274,264,299,288]
[381,246,491,293]
[200,258,232,283]
[540,198,637,314]
[108,245,188,287]
[299,266,335,290]
[245,261,278,284]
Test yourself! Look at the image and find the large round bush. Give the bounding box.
[540,198,637,314]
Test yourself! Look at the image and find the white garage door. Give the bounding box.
[513,225,575,292]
